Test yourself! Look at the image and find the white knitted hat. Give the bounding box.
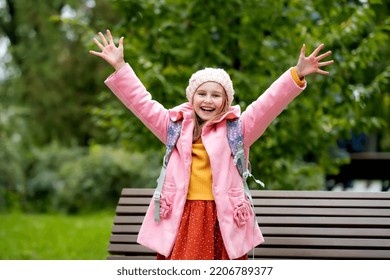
[186,68,234,106]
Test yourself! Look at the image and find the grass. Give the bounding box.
[0,212,115,260]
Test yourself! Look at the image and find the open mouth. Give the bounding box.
[201,107,215,112]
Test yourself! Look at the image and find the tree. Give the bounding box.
[86,0,390,189]
[0,0,119,146]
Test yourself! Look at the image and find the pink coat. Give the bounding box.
[105,64,306,259]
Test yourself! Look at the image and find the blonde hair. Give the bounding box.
[192,93,229,142]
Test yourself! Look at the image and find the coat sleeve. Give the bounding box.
[104,63,169,143]
[241,68,306,147]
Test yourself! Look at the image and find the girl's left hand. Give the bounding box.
[294,44,334,79]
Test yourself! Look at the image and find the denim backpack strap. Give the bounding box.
[154,120,182,222]
[226,119,265,207]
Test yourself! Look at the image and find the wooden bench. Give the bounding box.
[108,188,390,259]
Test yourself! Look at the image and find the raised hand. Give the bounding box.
[89,29,125,71]
[294,44,334,79]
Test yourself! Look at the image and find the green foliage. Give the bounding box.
[55,144,160,213]
[0,103,32,211]
[0,0,116,146]
[25,143,161,214]
[88,0,390,189]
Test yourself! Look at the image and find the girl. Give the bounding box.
[90,29,333,260]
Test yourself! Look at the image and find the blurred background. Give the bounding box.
[0,0,389,259]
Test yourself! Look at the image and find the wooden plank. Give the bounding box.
[110,234,138,243]
[109,235,390,248]
[250,190,390,199]
[114,215,143,224]
[110,225,390,238]
[118,197,151,205]
[108,244,154,254]
[113,216,144,224]
[119,188,390,199]
[117,197,390,208]
[261,227,390,237]
[121,188,154,196]
[112,215,390,226]
[252,198,390,208]
[112,224,141,233]
[254,207,390,217]
[116,206,148,215]
[258,216,390,226]
[107,247,390,260]
[263,237,390,248]
[253,247,390,259]
[113,205,390,217]
[107,255,155,260]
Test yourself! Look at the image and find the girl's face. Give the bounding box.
[192,82,227,122]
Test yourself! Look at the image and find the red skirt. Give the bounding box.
[157,200,248,260]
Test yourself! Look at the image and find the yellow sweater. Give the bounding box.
[187,138,214,200]
[186,68,303,200]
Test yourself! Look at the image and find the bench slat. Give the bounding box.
[111,216,390,227]
[263,237,390,248]
[114,206,390,217]
[258,216,390,226]
[253,248,390,259]
[252,198,390,208]
[109,234,390,248]
[111,225,390,238]
[117,197,390,207]
[107,255,156,260]
[261,226,390,237]
[109,244,153,254]
[107,246,390,260]
[119,188,390,199]
[110,234,138,243]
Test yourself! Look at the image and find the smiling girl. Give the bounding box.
[90,29,333,260]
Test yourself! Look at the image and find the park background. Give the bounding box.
[0,0,389,259]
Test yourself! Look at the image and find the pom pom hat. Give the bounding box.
[186,68,235,106]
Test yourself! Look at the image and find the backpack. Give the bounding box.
[153,118,264,222]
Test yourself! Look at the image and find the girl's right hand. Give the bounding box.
[89,29,126,71]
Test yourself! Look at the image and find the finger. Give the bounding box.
[318,60,334,67]
[316,69,330,75]
[93,37,105,50]
[300,43,306,57]
[118,36,124,48]
[89,50,104,57]
[311,43,325,57]
[98,32,108,46]
[106,29,114,45]
[316,50,332,61]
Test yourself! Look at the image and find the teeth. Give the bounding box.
[201,107,214,111]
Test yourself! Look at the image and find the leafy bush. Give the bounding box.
[56,144,160,213]
[23,143,161,214]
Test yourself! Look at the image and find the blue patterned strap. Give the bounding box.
[154,165,166,222]
[227,119,265,207]
[154,120,183,222]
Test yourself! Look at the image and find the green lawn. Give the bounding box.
[0,212,115,260]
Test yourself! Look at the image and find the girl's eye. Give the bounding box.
[212,94,222,98]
